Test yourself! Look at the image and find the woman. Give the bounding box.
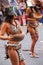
[0,11,25,65]
[26,8,39,58]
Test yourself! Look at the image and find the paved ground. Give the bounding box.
[0,25,43,65]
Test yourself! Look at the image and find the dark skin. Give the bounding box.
[26,8,39,57]
[0,18,25,65]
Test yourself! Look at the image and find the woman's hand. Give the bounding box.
[0,36,9,40]
[0,35,14,40]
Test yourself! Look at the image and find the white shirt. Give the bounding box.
[26,0,35,6]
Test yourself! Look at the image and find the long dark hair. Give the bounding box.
[0,18,2,25]
[5,15,14,23]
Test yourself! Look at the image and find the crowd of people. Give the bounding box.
[0,0,43,25]
[0,0,43,65]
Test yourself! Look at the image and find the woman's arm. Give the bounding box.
[0,22,12,40]
[27,18,36,21]
[0,23,25,41]
[0,35,11,40]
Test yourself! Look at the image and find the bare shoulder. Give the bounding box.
[1,22,10,28]
[1,22,7,27]
[0,22,11,35]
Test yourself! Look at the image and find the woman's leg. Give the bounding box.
[19,60,25,65]
[30,32,38,53]
[30,38,38,53]
[8,49,19,65]
[28,27,39,57]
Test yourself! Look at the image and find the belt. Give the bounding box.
[5,43,21,50]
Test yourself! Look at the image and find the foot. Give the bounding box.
[29,50,32,55]
[29,50,38,55]
[30,52,39,58]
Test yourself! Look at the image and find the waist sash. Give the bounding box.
[5,43,21,50]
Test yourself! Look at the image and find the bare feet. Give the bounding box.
[29,50,38,55]
[29,50,32,54]
[30,52,39,58]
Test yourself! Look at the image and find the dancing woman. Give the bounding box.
[26,8,42,58]
[0,0,25,65]
[0,15,25,65]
